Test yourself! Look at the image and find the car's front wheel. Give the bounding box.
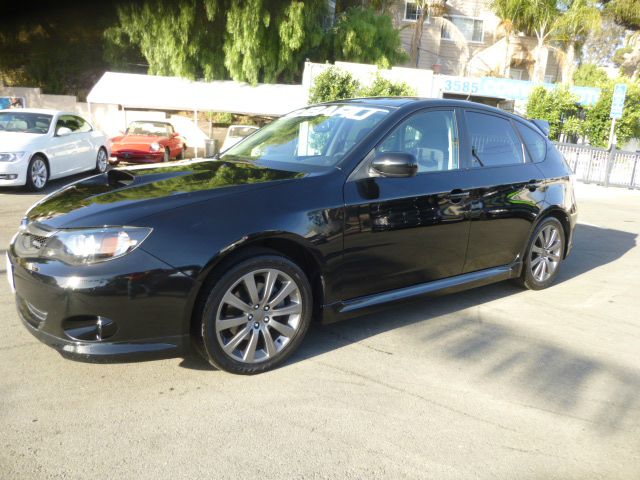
[198,254,312,374]
[26,155,49,191]
[517,217,565,290]
[163,147,170,162]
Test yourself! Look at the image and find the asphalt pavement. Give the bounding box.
[1,175,639,479]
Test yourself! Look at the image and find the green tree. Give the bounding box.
[0,4,115,97]
[604,0,640,78]
[555,0,601,84]
[105,0,227,80]
[332,7,407,68]
[526,86,580,140]
[308,67,361,104]
[583,79,640,146]
[224,0,327,84]
[573,63,609,86]
[491,0,524,77]
[359,74,416,97]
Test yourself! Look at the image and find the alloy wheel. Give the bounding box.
[30,159,47,189]
[530,224,562,282]
[97,149,108,172]
[215,268,302,364]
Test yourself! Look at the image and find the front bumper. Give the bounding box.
[0,156,29,186]
[8,247,196,362]
[110,150,164,164]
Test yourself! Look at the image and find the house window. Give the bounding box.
[509,69,524,80]
[441,16,484,43]
[404,1,429,22]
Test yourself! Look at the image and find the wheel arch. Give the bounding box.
[187,233,326,339]
[29,151,51,177]
[530,206,572,260]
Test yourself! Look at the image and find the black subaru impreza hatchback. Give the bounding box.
[8,98,577,374]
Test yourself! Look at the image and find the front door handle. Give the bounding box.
[447,189,470,203]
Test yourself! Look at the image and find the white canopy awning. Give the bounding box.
[87,72,308,117]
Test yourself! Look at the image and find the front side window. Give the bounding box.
[0,112,52,134]
[516,122,547,163]
[57,115,81,133]
[377,109,459,173]
[224,104,391,170]
[466,111,524,167]
[441,16,484,43]
[73,116,92,133]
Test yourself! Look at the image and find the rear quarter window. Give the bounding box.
[515,122,547,163]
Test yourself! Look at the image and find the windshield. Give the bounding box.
[0,112,52,134]
[126,121,172,136]
[228,126,258,138]
[223,105,391,169]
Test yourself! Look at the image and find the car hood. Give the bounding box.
[0,131,45,151]
[25,159,305,229]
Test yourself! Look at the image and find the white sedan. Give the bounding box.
[0,109,110,191]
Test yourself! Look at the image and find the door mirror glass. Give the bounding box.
[56,126,72,136]
[371,152,418,177]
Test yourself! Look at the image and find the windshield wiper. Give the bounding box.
[472,146,485,167]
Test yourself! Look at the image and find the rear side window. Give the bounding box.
[515,122,546,163]
[465,111,524,167]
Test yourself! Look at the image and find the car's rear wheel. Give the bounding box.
[163,147,170,162]
[95,148,108,173]
[198,255,312,374]
[26,155,48,191]
[516,217,565,290]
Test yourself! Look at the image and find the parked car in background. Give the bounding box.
[110,120,185,164]
[221,124,259,151]
[0,109,110,191]
[8,99,577,374]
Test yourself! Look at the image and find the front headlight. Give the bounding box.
[15,226,152,265]
[150,142,162,152]
[0,152,28,162]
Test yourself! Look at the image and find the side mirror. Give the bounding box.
[371,152,418,178]
[56,126,72,136]
[172,132,179,138]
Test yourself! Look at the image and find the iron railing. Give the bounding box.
[555,143,640,189]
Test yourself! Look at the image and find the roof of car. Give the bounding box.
[0,108,70,115]
[327,97,526,121]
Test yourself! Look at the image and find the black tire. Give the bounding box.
[163,147,170,162]
[177,146,185,160]
[515,216,565,290]
[25,154,49,192]
[197,254,312,374]
[95,147,108,173]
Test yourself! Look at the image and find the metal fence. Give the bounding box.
[556,143,640,189]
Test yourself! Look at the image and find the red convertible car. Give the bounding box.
[110,120,186,164]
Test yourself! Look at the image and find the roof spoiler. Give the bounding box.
[529,119,550,137]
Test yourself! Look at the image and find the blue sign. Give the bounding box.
[610,83,627,120]
[439,75,601,106]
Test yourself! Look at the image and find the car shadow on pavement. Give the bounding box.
[285,223,639,434]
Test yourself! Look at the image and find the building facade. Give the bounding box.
[390,0,562,83]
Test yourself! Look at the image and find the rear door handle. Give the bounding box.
[526,179,543,191]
